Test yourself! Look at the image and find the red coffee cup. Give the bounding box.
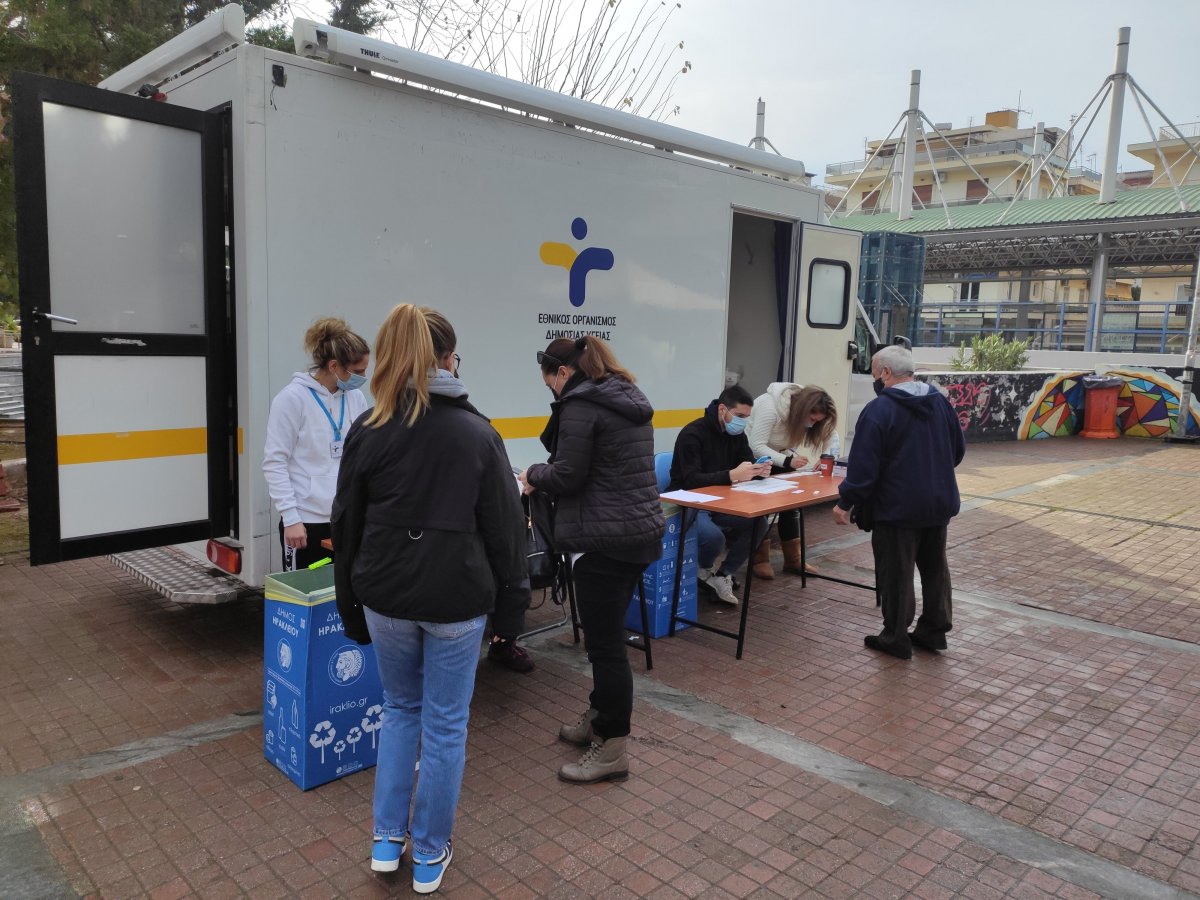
[817,454,835,477]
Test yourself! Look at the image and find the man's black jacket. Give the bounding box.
[667,399,754,491]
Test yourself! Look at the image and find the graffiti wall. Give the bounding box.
[916,367,1200,442]
[918,372,1089,442]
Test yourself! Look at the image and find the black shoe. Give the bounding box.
[864,634,912,660]
[488,639,536,673]
[910,630,947,652]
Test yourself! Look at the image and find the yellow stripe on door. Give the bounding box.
[57,428,247,465]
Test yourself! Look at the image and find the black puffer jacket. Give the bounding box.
[331,394,529,643]
[667,400,755,490]
[525,374,664,564]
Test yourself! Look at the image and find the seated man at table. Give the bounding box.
[667,385,771,605]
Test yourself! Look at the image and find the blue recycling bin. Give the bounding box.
[263,567,384,790]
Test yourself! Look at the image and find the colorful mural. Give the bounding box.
[919,366,1200,442]
[1019,373,1086,440]
[1107,367,1200,438]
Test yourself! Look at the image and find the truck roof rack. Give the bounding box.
[292,17,808,183]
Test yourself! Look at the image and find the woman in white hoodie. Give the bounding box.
[263,318,370,570]
[746,383,839,579]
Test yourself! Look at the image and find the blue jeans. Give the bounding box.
[363,607,486,856]
[695,511,763,575]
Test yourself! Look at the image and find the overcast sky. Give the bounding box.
[666,0,1200,183]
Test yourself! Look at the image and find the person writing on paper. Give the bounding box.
[263,317,370,571]
[331,305,528,891]
[832,345,964,660]
[519,336,664,786]
[666,385,771,605]
[746,384,839,579]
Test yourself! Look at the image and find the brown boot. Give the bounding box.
[781,538,806,575]
[558,736,629,784]
[751,540,775,580]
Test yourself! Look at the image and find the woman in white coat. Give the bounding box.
[746,383,839,578]
[263,317,370,570]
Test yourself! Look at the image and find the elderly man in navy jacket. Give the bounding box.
[833,345,965,659]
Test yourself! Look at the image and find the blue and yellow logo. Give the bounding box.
[539,217,614,308]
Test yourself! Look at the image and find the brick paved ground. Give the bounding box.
[2,436,1199,898]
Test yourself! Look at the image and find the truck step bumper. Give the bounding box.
[109,546,252,605]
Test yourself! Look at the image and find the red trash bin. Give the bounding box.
[1079,375,1123,439]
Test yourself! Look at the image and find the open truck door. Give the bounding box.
[789,223,863,425]
[13,73,235,566]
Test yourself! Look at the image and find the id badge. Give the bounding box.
[330,440,344,459]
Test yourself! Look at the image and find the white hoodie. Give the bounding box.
[747,382,841,470]
[263,372,370,526]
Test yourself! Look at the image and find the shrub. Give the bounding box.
[949,335,1029,371]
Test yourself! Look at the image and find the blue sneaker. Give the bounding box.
[412,840,453,893]
[370,834,406,873]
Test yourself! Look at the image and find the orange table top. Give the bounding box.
[660,473,842,518]
[320,538,333,551]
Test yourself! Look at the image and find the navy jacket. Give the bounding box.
[667,400,755,491]
[837,384,965,528]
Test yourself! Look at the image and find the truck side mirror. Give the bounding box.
[892,335,912,350]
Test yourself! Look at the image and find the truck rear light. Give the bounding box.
[207,537,242,575]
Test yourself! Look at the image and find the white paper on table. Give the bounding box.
[660,489,720,503]
[730,478,797,494]
[776,470,821,479]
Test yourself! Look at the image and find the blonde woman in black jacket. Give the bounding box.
[519,336,664,784]
[332,304,527,893]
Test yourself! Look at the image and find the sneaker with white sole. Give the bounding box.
[412,840,453,893]
[370,834,406,873]
[699,569,738,605]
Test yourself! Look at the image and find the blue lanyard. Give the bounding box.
[307,388,346,442]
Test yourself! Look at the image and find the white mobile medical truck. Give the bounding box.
[14,5,867,601]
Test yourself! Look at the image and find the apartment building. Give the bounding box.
[825,109,1101,216]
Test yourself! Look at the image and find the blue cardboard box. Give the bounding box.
[626,509,699,638]
[263,567,384,791]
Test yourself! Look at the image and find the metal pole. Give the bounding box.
[1169,244,1200,439]
[1029,122,1045,199]
[1087,234,1109,351]
[897,70,920,221]
[751,98,766,151]
[1098,27,1130,204]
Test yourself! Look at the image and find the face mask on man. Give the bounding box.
[724,413,749,436]
[338,371,367,391]
[872,377,885,396]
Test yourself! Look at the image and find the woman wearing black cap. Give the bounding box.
[518,336,664,784]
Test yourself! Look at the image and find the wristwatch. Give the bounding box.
[783,452,796,470]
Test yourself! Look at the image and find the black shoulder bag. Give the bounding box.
[523,490,559,590]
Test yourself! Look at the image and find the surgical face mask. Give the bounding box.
[724,414,749,436]
[872,377,885,396]
[337,371,367,392]
[547,371,564,397]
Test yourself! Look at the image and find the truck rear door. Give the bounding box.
[790,223,863,434]
[13,73,234,565]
